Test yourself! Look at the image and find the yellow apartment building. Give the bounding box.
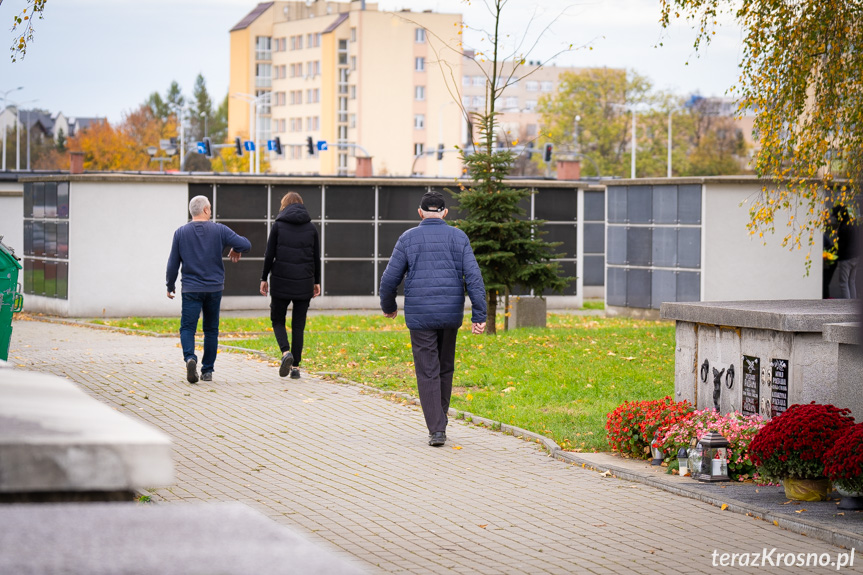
[229,0,463,177]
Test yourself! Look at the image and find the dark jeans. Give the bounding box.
[270,297,311,365]
[409,328,459,434]
[181,291,222,374]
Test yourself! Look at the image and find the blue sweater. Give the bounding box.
[166,221,251,293]
[380,218,487,330]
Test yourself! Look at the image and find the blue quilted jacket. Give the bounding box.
[380,218,487,330]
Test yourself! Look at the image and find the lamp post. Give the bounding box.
[667,110,674,178]
[609,102,637,178]
[231,92,271,174]
[9,98,38,171]
[200,111,208,139]
[1,86,23,171]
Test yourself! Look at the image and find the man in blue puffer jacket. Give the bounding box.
[380,191,487,447]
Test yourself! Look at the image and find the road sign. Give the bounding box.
[244,141,255,152]
[317,141,328,151]
[196,142,206,154]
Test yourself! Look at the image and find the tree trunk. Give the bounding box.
[486,289,497,335]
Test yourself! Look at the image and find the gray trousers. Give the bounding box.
[409,328,459,434]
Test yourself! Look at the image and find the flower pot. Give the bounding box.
[783,477,831,502]
[834,484,863,510]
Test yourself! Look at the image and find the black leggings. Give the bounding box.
[270,297,311,366]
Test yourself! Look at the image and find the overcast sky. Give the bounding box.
[0,0,743,124]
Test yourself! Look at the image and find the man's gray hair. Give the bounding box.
[420,208,446,219]
[189,195,210,217]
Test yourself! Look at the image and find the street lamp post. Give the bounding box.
[231,91,272,174]
[200,111,208,139]
[667,110,674,178]
[609,102,637,178]
[1,86,23,171]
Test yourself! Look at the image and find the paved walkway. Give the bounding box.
[8,318,863,574]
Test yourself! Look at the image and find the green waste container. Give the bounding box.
[0,237,23,362]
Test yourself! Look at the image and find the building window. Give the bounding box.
[525,100,537,111]
[415,85,425,101]
[256,64,272,88]
[349,113,356,128]
[350,56,357,71]
[350,27,357,42]
[526,81,539,92]
[505,96,518,109]
[350,85,356,99]
[415,28,426,43]
[462,95,472,107]
[541,81,554,92]
[256,89,270,114]
[414,114,425,129]
[338,96,348,112]
[313,116,320,131]
[462,76,472,87]
[413,143,424,156]
[415,57,425,72]
[255,36,272,60]
[472,96,484,108]
[338,125,348,140]
[473,76,485,87]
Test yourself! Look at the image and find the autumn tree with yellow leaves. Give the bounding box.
[660,0,863,264]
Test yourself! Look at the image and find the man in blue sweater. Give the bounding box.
[166,195,251,383]
[380,191,487,447]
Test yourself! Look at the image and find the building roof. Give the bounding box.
[231,2,274,32]
[322,12,349,34]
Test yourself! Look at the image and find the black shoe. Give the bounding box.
[290,367,300,379]
[279,352,294,378]
[186,359,198,384]
[201,371,212,382]
[428,431,446,447]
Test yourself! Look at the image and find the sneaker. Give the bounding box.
[290,367,300,379]
[428,431,446,447]
[201,372,212,382]
[279,352,294,378]
[186,359,199,384]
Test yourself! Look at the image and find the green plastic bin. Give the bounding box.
[0,237,23,362]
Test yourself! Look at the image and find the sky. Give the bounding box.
[0,0,743,124]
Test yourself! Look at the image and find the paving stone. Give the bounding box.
[8,318,863,574]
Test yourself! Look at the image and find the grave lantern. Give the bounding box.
[677,447,690,476]
[650,433,664,466]
[695,430,730,482]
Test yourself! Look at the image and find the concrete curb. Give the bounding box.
[25,315,863,551]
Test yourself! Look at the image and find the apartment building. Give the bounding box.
[229,0,463,177]
[460,55,588,147]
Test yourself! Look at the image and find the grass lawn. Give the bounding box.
[93,313,675,452]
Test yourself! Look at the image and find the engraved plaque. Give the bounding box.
[771,358,789,418]
[742,355,760,416]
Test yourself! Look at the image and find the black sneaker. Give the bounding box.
[279,352,294,377]
[290,367,300,379]
[428,431,446,447]
[186,359,198,384]
[201,372,212,382]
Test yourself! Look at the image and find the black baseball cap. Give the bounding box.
[420,191,446,212]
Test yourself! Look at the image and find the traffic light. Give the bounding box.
[306,136,315,156]
[200,137,213,159]
[543,143,553,162]
[273,136,282,155]
[437,144,444,161]
[234,137,243,157]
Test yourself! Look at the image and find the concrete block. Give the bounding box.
[0,370,173,493]
[661,299,859,332]
[510,296,546,328]
[0,502,366,574]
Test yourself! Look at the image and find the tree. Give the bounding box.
[6,0,46,61]
[537,69,748,178]
[189,74,214,143]
[660,0,863,264]
[209,94,229,145]
[431,0,575,334]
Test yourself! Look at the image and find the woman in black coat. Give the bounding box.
[260,192,321,378]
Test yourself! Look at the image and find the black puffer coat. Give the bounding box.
[261,203,321,300]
